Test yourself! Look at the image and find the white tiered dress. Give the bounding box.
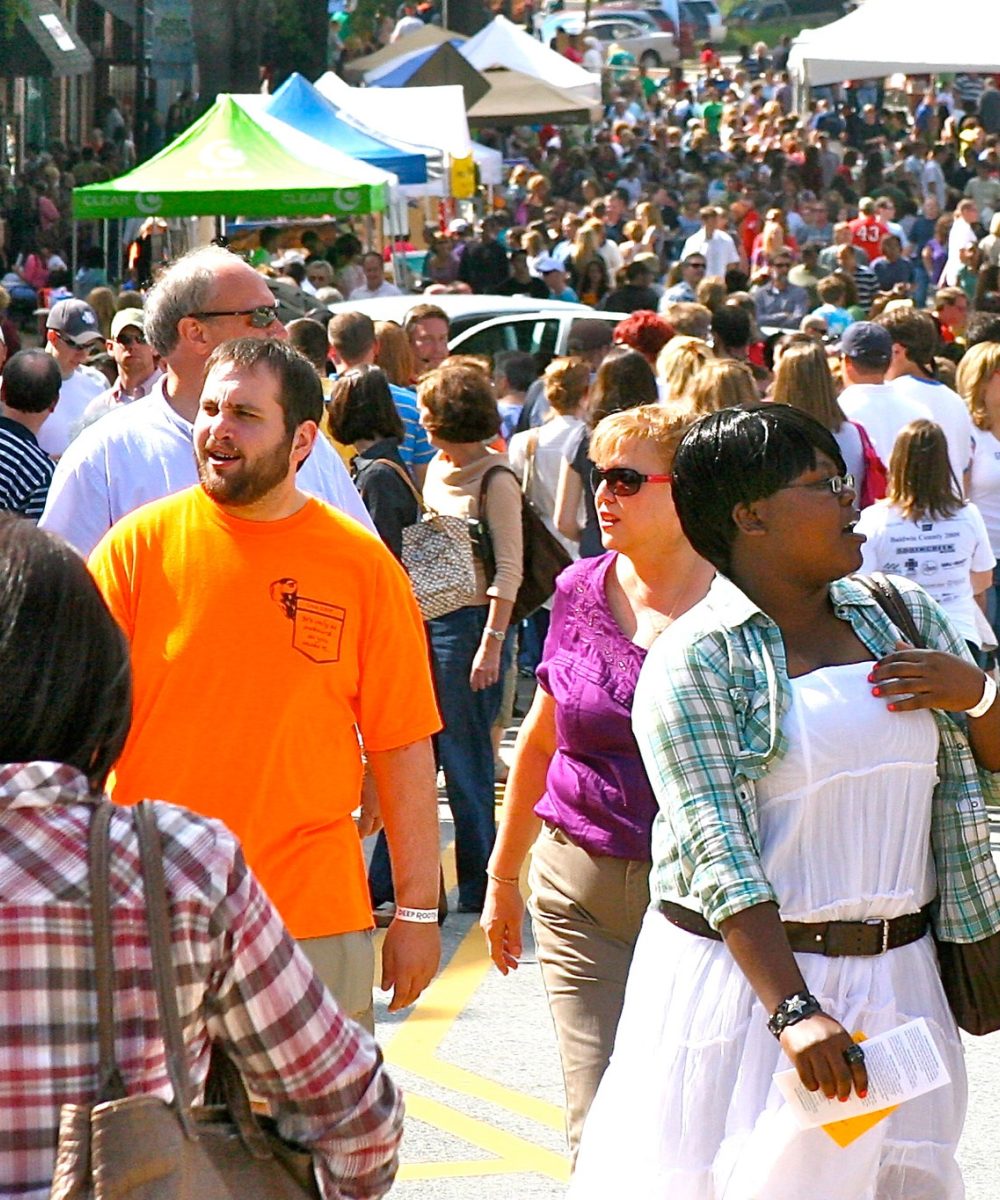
[569,661,967,1200]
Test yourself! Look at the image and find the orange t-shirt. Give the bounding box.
[89,486,441,939]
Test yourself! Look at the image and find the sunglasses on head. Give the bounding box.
[591,466,672,497]
[189,304,279,328]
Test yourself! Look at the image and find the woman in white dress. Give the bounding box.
[570,403,1000,1200]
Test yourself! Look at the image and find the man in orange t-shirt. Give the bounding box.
[89,337,442,1031]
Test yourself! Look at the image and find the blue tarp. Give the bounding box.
[266,72,428,185]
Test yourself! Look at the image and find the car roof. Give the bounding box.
[326,294,605,325]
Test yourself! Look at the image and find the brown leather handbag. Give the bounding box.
[50,802,322,1199]
[856,572,1000,1036]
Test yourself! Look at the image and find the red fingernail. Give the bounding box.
[887,704,896,712]
[839,1095,848,1102]
[867,673,874,683]
[871,687,880,696]
[859,1090,868,1099]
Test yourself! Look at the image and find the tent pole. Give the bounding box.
[71,221,78,281]
[102,220,109,273]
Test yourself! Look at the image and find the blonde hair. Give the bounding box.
[543,357,590,415]
[373,320,415,387]
[956,340,1000,431]
[771,340,845,432]
[589,403,694,473]
[86,286,117,338]
[687,359,757,415]
[657,335,714,399]
[523,228,545,257]
[696,276,727,312]
[636,201,664,231]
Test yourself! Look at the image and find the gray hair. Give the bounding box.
[144,245,240,357]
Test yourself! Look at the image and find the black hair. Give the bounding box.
[286,318,330,372]
[2,349,61,414]
[712,304,751,352]
[589,347,657,428]
[494,349,538,393]
[671,404,845,573]
[205,337,323,435]
[0,518,131,790]
[966,312,1000,347]
[327,366,404,445]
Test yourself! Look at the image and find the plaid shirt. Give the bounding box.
[634,573,1000,941]
[0,762,402,1200]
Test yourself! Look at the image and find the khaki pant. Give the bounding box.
[528,823,650,1162]
[299,930,376,1034]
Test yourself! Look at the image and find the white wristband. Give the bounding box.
[965,672,998,719]
[394,906,439,924]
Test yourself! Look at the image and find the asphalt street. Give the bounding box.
[369,795,1000,1198]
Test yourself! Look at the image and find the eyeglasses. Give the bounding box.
[591,466,673,496]
[115,332,147,348]
[781,473,855,496]
[189,305,280,328]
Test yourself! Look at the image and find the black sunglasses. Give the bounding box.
[115,332,147,347]
[591,466,673,497]
[189,305,279,328]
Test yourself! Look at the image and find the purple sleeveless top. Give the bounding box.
[534,552,657,860]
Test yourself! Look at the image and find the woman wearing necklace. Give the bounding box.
[481,404,713,1163]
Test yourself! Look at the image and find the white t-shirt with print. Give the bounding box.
[857,500,995,646]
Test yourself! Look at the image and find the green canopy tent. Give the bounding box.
[72,94,392,220]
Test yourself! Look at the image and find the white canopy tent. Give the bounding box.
[459,14,600,103]
[313,74,503,192]
[788,0,1000,88]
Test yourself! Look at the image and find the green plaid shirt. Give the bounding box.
[634,573,1000,942]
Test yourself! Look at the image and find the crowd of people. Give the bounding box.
[4,20,1000,1198]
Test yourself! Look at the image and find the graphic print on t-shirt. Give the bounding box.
[270,577,345,663]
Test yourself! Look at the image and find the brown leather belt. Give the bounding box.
[656,899,932,957]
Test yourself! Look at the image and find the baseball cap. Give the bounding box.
[110,308,145,341]
[46,299,103,346]
[535,256,564,275]
[839,321,893,364]
[447,218,470,235]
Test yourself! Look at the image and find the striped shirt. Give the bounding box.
[634,573,1000,942]
[0,417,54,520]
[0,762,403,1199]
[389,384,436,470]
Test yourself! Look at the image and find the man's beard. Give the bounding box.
[196,433,294,507]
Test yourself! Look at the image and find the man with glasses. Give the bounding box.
[78,308,163,430]
[39,299,106,459]
[40,245,372,556]
[751,253,810,331]
[660,253,707,305]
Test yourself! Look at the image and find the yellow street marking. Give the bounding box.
[376,837,569,1184]
[398,1093,570,1183]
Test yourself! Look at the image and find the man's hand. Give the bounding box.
[380,920,441,1011]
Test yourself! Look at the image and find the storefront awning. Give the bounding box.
[0,0,94,77]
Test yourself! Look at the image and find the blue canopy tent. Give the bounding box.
[265,72,428,185]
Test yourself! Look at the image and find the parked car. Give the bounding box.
[584,17,680,66]
[677,0,726,43]
[729,0,791,23]
[326,295,627,371]
[538,9,679,65]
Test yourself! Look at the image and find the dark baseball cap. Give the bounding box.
[839,321,892,365]
[46,299,103,346]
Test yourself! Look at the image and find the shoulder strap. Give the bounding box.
[478,462,521,519]
[371,457,424,508]
[522,430,540,497]
[854,572,925,649]
[89,802,127,1102]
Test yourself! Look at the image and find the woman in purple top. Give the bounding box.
[481,405,713,1162]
